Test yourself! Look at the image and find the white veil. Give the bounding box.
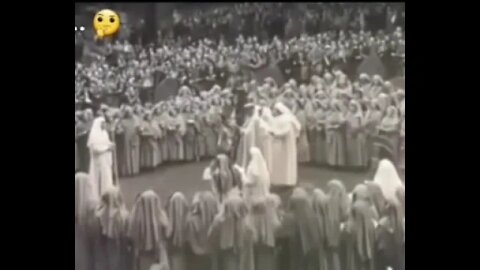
[246,147,271,195]
[373,159,404,202]
[272,102,301,137]
[87,117,112,152]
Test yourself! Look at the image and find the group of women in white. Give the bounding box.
[76,134,405,270]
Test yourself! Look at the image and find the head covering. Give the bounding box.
[325,179,349,248]
[352,184,370,204]
[249,194,280,247]
[166,192,189,248]
[274,102,301,133]
[348,100,364,119]
[373,159,404,203]
[312,188,329,246]
[87,117,111,151]
[288,187,319,254]
[95,187,129,239]
[365,181,386,219]
[75,172,98,229]
[208,194,252,252]
[379,198,404,247]
[212,154,242,203]
[186,191,218,255]
[245,147,270,195]
[346,201,376,262]
[128,190,170,252]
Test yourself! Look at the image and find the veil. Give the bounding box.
[246,147,271,195]
[87,117,112,152]
[373,159,404,202]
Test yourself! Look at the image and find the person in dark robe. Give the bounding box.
[204,154,244,205]
[324,179,350,270]
[312,99,328,165]
[185,191,219,270]
[326,100,347,168]
[165,109,182,163]
[76,111,90,173]
[157,103,171,163]
[94,187,132,270]
[75,172,98,270]
[77,110,93,172]
[277,187,319,270]
[166,192,190,270]
[377,106,400,163]
[182,105,199,162]
[343,200,376,270]
[208,194,255,270]
[365,181,386,221]
[375,199,404,270]
[128,190,170,270]
[118,107,141,177]
[249,194,281,270]
[346,100,368,169]
[312,188,329,270]
[139,112,160,171]
[194,101,209,160]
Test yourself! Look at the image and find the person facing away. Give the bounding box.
[207,193,255,270]
[249,193,282,270]
[75,172,99,270]
[203,154,244,205]
[166,192,190,270]
[88,117,115,198]
[268,102,301,187]
[375,198,404,270]
[128,190,170,270]
[279,187,320,270]
[343,200,377,270]
[185,191,219,270]
[324,179,350,270]
[94,187,132,270]
[244,147,271,205]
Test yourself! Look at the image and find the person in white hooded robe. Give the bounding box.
[243,147,271,204]
[268,102,301,186]
[257,106,274,173]
[88,117,115,197]
[373,159,405,202]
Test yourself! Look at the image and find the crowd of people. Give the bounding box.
[76,156,405,270]
[167,3,405,44]
[75,3,405,108]
[76,4,406,269]
[75,68,405,181]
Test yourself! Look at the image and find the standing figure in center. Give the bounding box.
[269,102,301,187]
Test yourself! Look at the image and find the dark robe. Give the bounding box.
[76,123,90,173]
[75,223,94,270]
[118,117,141,177]
[312,111,327,165]
[140,120,159,170]
[326,112,347,168]
[346,114,368,169]
[183,116,199,162]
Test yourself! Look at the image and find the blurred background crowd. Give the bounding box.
[75,3,404,109]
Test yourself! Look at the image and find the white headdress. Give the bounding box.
[87,117,111,152]
[373,159,404,203]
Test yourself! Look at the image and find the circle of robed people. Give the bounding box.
[75,150,405,270]
[75,70,405,180]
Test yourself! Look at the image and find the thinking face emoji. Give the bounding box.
[93,9,121,39]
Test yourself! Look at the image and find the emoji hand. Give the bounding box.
[96,29,105,40]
